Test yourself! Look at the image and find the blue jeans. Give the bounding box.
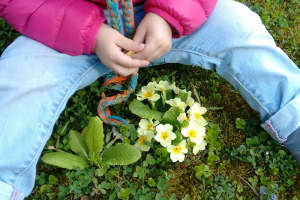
[0,0,299,199]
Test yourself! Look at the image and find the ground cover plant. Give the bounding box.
[0,0,299,199]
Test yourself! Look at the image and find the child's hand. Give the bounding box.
[95,24,149,76]
[131,13,172,62]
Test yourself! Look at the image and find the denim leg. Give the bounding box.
[152,0,300,145]
[0,36,111,199]
[283,128,300,165]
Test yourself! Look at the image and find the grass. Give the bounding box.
[0,0,299,199]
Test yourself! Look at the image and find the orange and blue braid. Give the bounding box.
[97,73,138,126]
[106,0,124,34]
[98,0,137,126]
[120,0,135,38]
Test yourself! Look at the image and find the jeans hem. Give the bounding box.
[0,181,24,200]
[261,95,300,143]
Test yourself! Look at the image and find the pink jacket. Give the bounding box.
[0,0,217,56]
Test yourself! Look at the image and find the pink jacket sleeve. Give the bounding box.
[144,0,218,38]
[0,0,106,56]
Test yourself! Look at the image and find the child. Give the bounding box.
[0,0,299,199]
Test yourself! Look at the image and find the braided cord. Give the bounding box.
[106,0,124,34]
[97,73,138,126]
[120,0,135,38]
[98,0,137,126]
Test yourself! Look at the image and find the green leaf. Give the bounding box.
[119,124,137,140]
[129,99,162,120]
[235,118,246,130]
[165,89,174,100]
[69,130,88,159]
[145,154,156,166]
[147,177,156,187]
[207,152,220,164]
[41,152,88,170]
[206,124,221,152]
[118,188,131,200]
[161,107,181,128]
[102,143,141,165]
[182,194,191,200]
[133,166,147,180]
[181,120,189,128]
[162,107,180,122]
[177,91,188,102]
[84,117,104,163]
[194,164,211,179]
[48,175,58,185]
[172,130,183,146]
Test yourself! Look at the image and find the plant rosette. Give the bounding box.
[129,80,211,162]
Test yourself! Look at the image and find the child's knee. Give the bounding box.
[212,0,272,43]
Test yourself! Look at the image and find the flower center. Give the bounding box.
[188,129,197,138]
[138,135,147,145]
[146,123,153,130]
[143,90,153,98]
[194,113,202,119]
[160,131,169,140]
[172,146,182,154]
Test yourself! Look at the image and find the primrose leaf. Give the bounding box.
[162,107,180,122]
[129,99,162,120]
[177,91,188,102]
[161,107,181,129]
[69,130,89,159]
[102,143,141,165]
[41,151,88,170]
[84,117,104,163]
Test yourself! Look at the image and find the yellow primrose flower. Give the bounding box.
[188,103,208,126]
[177,113,188,123]
[181,120,206,144]
[167,140,188,162]
[155,80,172,94]
[166,98,187,112]
[135,133,153,152]
[137,84,160,102]
[137,119,159,137]
[192,139,207,155]
[179,89,195,107]
[154,124,176,147]
[186,91,195,107]
[171,83,181,94]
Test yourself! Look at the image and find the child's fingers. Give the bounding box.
[133,24,146,44]
[131,41,158,61]
[116,35,145,52]
[115,51,149,68]
[111,64,139,77]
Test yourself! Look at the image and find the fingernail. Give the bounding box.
[139,43,145,49]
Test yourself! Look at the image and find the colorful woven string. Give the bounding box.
[106,0,135,38]
[120,0,135,38]
[98,0,137,126]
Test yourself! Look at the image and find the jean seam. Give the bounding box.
[221,67,271,116]
[171,46,271,116]
[170,48,222,65]
[12,61,100,193]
